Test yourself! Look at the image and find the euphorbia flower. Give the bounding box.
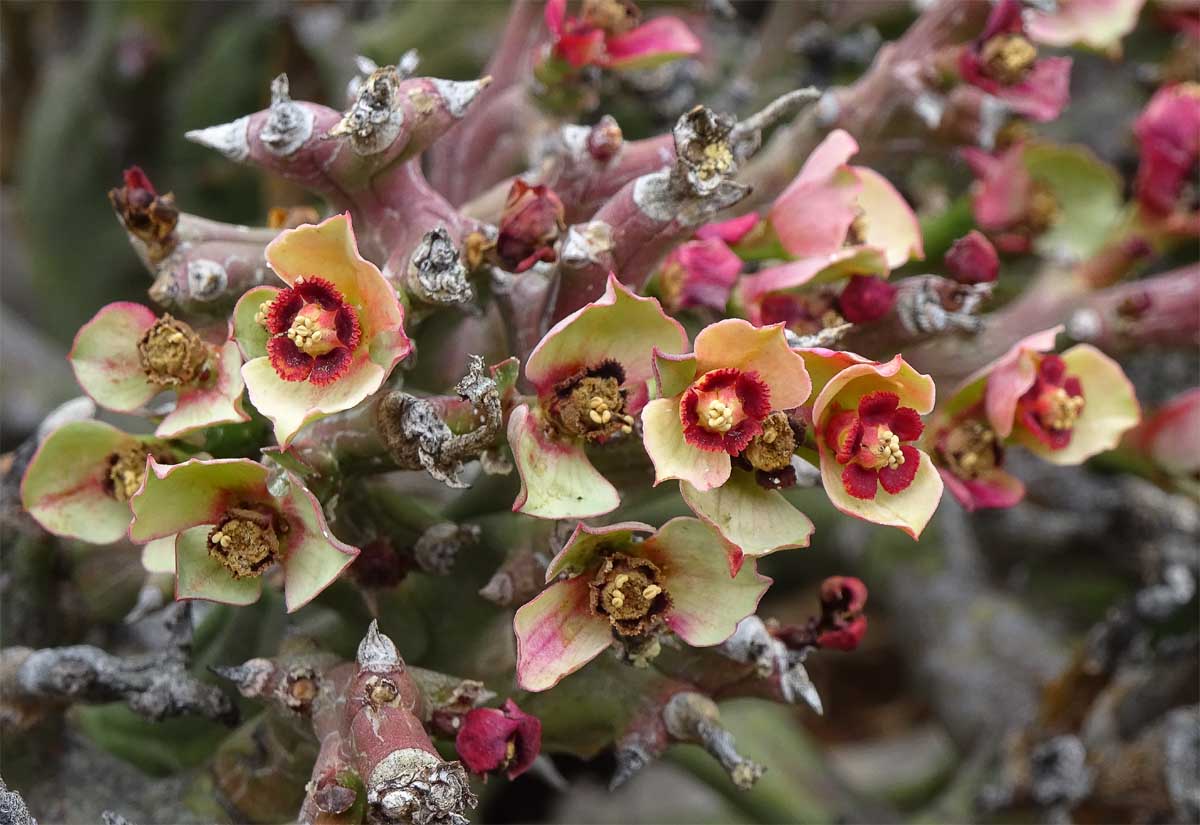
[802,349,942,538]
[1133,84,1200,230]
[961,141,1121,258]
[455,699,542,779]
[949,326,1140,460]
[542,0,701,72]
[494,180,566,272]
[69,302,248,438]
[642,319,814,568]
[513,520,769,691]
[739,130,922,325]
[233,213,411,446]
[978,328,1140,464]
[657,237,743,312]
[509,274,686,519]
[1027,0,1145,54]
[127,458,359,611]
[958,0,1072,122]
[107,166,178,259]
[21,420,183,544]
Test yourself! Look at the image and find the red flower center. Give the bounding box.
[263,277,361,386]
[825,391,925,500]
[681,368,771,455]
[1015,354,1085,450]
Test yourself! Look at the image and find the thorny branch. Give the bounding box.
[376,355,504,487]
[0,603,237,731]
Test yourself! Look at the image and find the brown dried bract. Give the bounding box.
[137,315,209,388]
[743,411,797,473]
[589,552,671,637]
[208,507,281,579]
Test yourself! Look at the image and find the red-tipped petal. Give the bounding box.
[264,289,305,335]
[842,462,879,500]
[857,391,900,425]
[334,305,361,350]
[888,406,925,442]
[266,336,314,382]
[878,446,921,494]
[308,346,354,386]
[826,409,863,464]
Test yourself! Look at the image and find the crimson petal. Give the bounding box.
[309,346,354,386]
[878,446,920,494]
[858,391,900,425]
[267,336,313,381]
[888,406,925,442]
[842,462,879,500]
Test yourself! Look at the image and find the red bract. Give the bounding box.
[264,277,362,386]
[680,368,772,455]
[496,180,566,272]
[1014,354,1085,451]
[1133,83,1200,223]
[455,699,542,780]
[825,391,925,500]
[837,275,897,324]
[958,0,1072,122]
[816,575,868,652]
[944,230,1000,285]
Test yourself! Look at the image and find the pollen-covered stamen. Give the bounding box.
[137,314,209,388]
[867,427,906,470]
[588,553,672,637]
[550,361,634,443]
[1041,386,1085,431]
[981,33,1037,85]
[743,411,797,472]
[105,444,156,502]
[207,507,282,579]
[939,418,1002,480]
[702,399,735,433]
[285,305,341,357]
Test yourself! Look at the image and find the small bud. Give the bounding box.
[837,275,897,324]
[944,230,1000,285]
[816,575,869,652]
[108,166,179,261]
[455,699,542,780]
[586,114,623,162]
[495,181,566,272]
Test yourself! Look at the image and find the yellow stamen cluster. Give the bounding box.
[941,419,999,479]
[701,399,735,433]
[1042,387,1085,431]
[107,444,154,502]
[875,427,905,469]
[587,395,632,433]
[981,34,1038,85]
[287,314,331,356]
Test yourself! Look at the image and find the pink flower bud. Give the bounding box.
[820,575,868,615]
[496,180,567,273]
[817,616,868,652]
[455,699,542,779]
[944,230,1000,284]
[658,238,743,312]
[837,275,897,324]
